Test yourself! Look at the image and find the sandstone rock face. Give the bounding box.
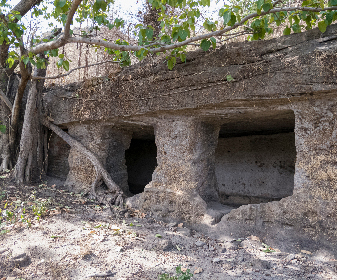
[215,132,295,205]
[43,24,337,255]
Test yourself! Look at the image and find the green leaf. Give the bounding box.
[257,0,264,10]
[22,57,29,65]
[283,27,291,35]
[318,20,327,33]
[223,10,231,25]
[62,60,69,71]
[331,0,337,5]
[155,234,162,238]
[167,57,176,70]
[51,49,58,57]
[146,28,153,40]
[57,58,63,68]
[226,74,234,82]
[58,53,64,59]
[200,39,211,51]
[262,3,272,12]
[178,29,188,41]
[210,37,216,49]
[56,0,66,8]
[0,125,6,134]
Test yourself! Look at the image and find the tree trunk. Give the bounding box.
[0,44,11,171]
[14,62,46,183]
[9,62,31,167]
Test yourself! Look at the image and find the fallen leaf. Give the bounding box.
[178,223,183,228]
[194,267,203,274]
[89,230,96,234]
[181,267,188,273]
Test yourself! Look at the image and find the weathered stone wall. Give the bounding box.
[43,24,337,126]
[207,99,337,255]
[215,133,295,205]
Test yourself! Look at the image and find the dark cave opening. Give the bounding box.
[125,139,157,194]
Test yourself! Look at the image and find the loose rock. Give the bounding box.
[195,240,206,247]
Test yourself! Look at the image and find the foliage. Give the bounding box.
[1,0,337,74]
[262,242,276,253]
[0,195,51,233]
[159,265,193,280]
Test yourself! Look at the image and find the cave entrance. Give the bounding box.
[215,109,296,207]
[125,138,157,194]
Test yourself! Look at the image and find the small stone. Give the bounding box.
[195,241,206,247]
[209,246,215,251]
[158,239,174,251]
[0,248,8,254]
[221,248,227,253]
[176,227,191,237]
[115,246,123,252]
[212,258,222,263]
[285,254,296,262]
[301,250,312,255]
[11,252,30,267]
[249,235,260,242]
[167,222,178,228]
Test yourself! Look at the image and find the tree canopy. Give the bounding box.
[2,0,337,73]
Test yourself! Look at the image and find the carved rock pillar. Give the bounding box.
[141,116,220,222]
[294,99,337,201]
[65,124,131,194]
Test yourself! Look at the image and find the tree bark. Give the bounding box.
[14,61,46,182]
[8,61,31,167]
[0,43,11,171]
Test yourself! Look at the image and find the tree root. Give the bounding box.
[42,118,125,207]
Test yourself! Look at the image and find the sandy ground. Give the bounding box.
[0,177,337,280]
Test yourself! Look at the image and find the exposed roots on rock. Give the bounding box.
[42,118,125,207]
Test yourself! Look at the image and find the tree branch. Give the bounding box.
[0,89,13,110]
[29,5,337,56]
[32,60,119,80]
[11,0,43,19]
[42,118,124,206]
[29,0,83,54]
[66,5,337,54]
